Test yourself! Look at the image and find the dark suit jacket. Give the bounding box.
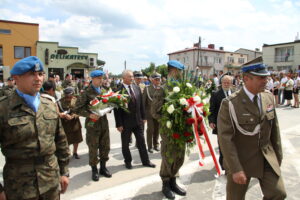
[208,88,234,134]
[114,83,145,128]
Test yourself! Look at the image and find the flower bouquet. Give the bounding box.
[160,79,222,175]
[88,90,129,124]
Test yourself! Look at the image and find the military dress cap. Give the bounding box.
[49,73,55,78]
[134,71,143,78]
[10,56,44,75]
[63,87,74,95]
[90,70,105,78]
[151,72,161,79]
[241,63,270,76]
[7,77,13,81]
[167,60,185,70]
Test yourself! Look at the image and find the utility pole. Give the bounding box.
[124,60,126,70]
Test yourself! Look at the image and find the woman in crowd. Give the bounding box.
[273,76,280,107]
[292,73,300,108]
[284,74,294,107]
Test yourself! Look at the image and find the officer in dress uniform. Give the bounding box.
[73,70,112,181]
[143,72,162,153]
[217,63,287,200]
[0,56,70,200]
[151,60,187,199]
[0,77,15,97]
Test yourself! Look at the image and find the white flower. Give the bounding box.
[193,95,201,103]
[166,121,172,128]
[173,87,180,93]
[167,104,175,114]
[186,83,192,88]
[179,98,188,106]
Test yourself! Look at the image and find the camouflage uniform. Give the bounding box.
[74,84,110,166]
[0,91,70,200]
[62,79,78,94]
[58,96,83,145]
[151,85,186,181]
[0,85,15,97]
[143,84,160,150]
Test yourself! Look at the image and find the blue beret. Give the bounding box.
[167,60,185,70]
[90,70,105,78]
[10,56,44,75]
[241,63,270,76]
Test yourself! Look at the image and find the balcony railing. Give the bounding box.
[275,55,293,62]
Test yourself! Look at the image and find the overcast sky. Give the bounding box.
[1,0,300,74]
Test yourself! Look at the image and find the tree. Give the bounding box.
[142,62,156,77]
[156,64,168,77]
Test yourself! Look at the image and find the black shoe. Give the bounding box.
[169,177,186,196]
[148,148,154,153]
[99,161,112,178]
[143,162,156,168]
[73,153,80,159]
[154,147,160,151]
[91,166,99,181]
[125,162,132,169]
[162,181,175,199]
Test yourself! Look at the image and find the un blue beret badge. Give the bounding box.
[35,63,40,71]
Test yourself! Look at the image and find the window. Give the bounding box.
[0,29,11,34]
[214,57,222,64]
[228,57,234,63]
[275,46,294,62]
[0,47,3,65]
[238,58,245,64]
[14,46,31,59]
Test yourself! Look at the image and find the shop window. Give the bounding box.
[0,47,3,65]
[14,46,31,59]
[0,29,11,34]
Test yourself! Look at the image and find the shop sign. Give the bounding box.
[50,54,88,60]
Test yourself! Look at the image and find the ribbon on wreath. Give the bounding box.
[187,96,222,176]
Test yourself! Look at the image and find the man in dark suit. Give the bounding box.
[114,70,155,169]
[208,75,234,170]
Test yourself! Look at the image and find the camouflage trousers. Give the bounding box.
[159,131,186,181]
[7,186,60,200]
[86,127,110,166]
[146,117,159,149]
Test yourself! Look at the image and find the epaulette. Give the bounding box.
[0,96,8,102]
[41,94,56,103]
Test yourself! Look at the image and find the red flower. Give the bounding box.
[172,133,180,139]
[187,97,195,106]
[184,132,192,137]
[117,95,121,99]
[90,118,97,122]
[186,139,193,143]
[197,116,203,123]
[90,99,100,106]
[186,118,195,125]
[102,99,108,103]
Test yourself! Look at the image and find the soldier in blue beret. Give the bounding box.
[74,69,113,181]
[0,56,70,199]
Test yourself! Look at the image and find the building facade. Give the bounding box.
[224,51,248,74]
[235,48,262,61]
[36,41,98,80]
[168,43,225,76]
[168,43,248,76]
[0,20,39,80]
[263,40,300,72]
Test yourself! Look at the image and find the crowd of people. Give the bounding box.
[0,56,294,199]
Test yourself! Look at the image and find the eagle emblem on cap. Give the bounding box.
[35,63,40,71]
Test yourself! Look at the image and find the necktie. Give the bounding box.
[253,95,260,114]
[128,85,136,103]
[226,91,229,97]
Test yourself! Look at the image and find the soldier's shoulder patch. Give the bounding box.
[0,95,8,102]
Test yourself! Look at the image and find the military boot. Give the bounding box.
[91,166,99,181]
[162,181,175,199]
[169,177,186,196]
[99,161,112,178]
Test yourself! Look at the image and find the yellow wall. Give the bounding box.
[0,20,39,69]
